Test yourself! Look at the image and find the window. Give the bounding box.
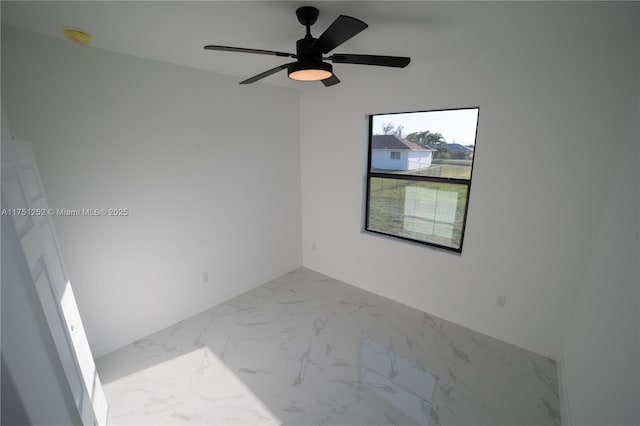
[365,107,479,252]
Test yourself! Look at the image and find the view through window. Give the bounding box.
[365,107,479,252]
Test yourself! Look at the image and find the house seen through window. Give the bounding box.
[365,107,479,252]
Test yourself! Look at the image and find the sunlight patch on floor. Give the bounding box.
[104,347,281,425]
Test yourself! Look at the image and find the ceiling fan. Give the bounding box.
[203,6,411,86]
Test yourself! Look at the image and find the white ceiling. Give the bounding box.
[2,1,636,89]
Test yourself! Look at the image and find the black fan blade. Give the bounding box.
[322,74,340,87]
[239,63,293,85]
[313,15,368,54]
[204,45,294,58]
[329,54,410,68]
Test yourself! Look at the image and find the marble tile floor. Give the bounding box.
[96,268,560,426]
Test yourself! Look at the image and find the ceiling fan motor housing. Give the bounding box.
[296,36,321,61]
[289,35,333,80]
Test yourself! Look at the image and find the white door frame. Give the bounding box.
[2,137,108,425]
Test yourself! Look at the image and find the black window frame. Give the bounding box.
[390,151,401,160]
[364,107,480,253]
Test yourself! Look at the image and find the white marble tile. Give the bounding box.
[96,268,560,425]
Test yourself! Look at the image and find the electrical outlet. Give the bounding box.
[202,272,209,283]
[496,295,506,308]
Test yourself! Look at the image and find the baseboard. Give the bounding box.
[306,260,575,425]
[92,327,150,360]
[556,353,573,426]
[91,262,303,359]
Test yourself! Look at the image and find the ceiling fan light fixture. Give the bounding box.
[288,61,333,82]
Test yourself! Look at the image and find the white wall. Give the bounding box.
[372,149,404,170]
[407,151,432,170]
[558,22,640,424]
[1,25,302,357]
[559,104,639,425]
[300,3,638,360]
[372,149,431,171]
